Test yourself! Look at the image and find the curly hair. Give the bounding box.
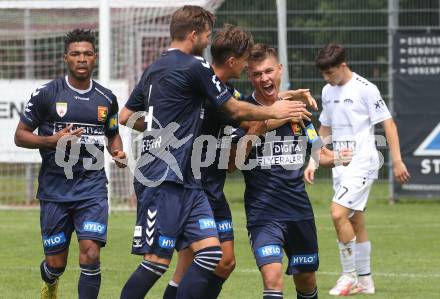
[64,29,96,53]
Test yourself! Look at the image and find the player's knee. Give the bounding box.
[217,255,236,276]
[194,246,223,272]
[262,270,283,290]
[79,245,100,264]
[331,208,347,223]
[40,261,66,283]
[294,272,316,293]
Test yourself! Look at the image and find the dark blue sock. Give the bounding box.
[120,260,168,299]
[163,282,178,299]
[206,273,226,299]
[40,260,65,284]
[297,287,318,299]
[263,289,283,298]
[78,263,101,299]
[176,246,222,299]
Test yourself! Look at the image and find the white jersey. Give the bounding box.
[319,73,391,179]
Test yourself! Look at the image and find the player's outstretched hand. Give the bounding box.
[279,89,318,111]
[271,100,311,122]
[112,150,128,168]
[49,124,84,148]
[393,160,410,183]
[304,164,315,184]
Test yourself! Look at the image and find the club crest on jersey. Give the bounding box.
[97,106,108,122]
[291,122,302,136]
[56,102,67,117]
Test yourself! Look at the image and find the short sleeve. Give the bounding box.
[20,84,49,129]
[105,94,119,137]
[318,89,331,127]
[364,85,391,125]
[125,71,148,112]
[190,57,232,107]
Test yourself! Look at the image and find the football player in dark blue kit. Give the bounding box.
[118,6,311,299]
[240,44,352,299]
[161,24,256,299]
[14,29,127,299]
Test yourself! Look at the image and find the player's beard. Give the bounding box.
[192,44,204,56]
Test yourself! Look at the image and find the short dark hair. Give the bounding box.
[170,5,215,41]
[315,43,347,70]
[64,29,96,53]
[248,43,278,63]
[211,24,254,64]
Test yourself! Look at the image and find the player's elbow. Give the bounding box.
[119,108,131,126]
[14,130,24,148]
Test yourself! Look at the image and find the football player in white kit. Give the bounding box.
[304,43,410,296]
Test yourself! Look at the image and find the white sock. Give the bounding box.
[338,237,356,273]
[355,241,371,276]
[169,280,179,287]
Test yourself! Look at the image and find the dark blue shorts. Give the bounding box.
[40,197,108,255]
[132,181,218,259]
[248,219,319,275]
[210,197,233,243]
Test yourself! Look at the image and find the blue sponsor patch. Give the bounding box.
[257,245,283,258]
[158,236,176,249]
[216,220,233,233]
[290,253,319,266]
[83,221,107,234]
[199,218,216,230]
[43,232,66,248]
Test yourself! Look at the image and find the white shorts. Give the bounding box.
[332,176,374,211]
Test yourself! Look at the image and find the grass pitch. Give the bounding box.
[1,180,439,298]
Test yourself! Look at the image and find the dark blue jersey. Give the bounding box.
[125,49,232,188]
[200,83,243,208]
[20,77,119,202]
[242,94,322,225]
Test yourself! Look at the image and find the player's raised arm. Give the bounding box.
[221,96,311,121]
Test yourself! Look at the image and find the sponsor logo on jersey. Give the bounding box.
[290,253,318,266]
[97,106,108,122]
[83,221,106,234]
[255,140,305,166]
[344,98,353,104]
[56,102,67,117]
[158,236,176,249]
[216,220,233,233]
[199,218,216,230]
[53,122,106,145]
[374,99,386,112]
[257,245,282,258]
[43,232,66,248]
[290,123,302,136]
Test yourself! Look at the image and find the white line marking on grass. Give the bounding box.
[234,269,440,278]
[3,266,440,279]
